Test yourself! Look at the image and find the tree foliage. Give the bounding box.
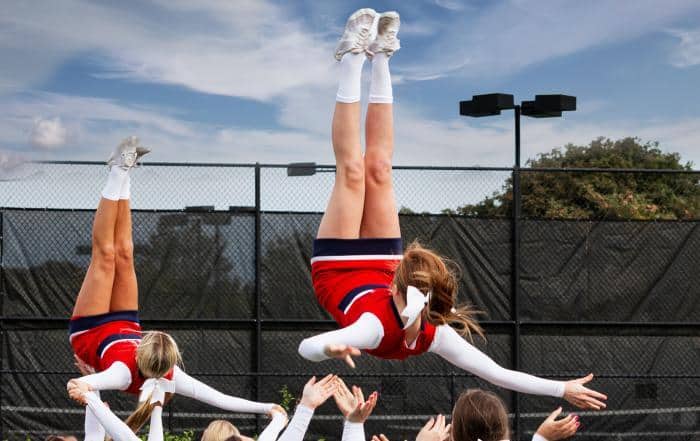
[454,137,700,220]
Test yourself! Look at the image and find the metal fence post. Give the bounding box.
[512,105,522,440]
[254,164,263,434]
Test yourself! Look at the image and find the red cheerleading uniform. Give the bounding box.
[311,238,436,360]
[69,310,173,395]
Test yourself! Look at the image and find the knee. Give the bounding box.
[115,240,134,265]
[337,158,365,191]
[92,240,116,269]
[365,156,393,187]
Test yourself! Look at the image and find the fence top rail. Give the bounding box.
[26,160,700,174]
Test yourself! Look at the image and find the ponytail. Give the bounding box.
[121,392,174,436]
[394,241,484,341]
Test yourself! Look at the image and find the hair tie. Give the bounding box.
[139,377,176,404]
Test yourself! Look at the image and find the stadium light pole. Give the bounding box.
[459,93,576,440]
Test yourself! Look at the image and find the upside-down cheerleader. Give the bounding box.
[298,8,607,411]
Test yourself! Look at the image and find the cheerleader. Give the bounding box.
[66,137,285,434]
[298,8,607,411]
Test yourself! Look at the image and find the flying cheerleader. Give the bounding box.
[66,137,286,434]
[298,8,607,411]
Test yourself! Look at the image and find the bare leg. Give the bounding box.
[72,198,119,317]
[317,101,366,239]
[360,101,400,238]
[109,199,138,312]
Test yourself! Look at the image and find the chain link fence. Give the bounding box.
[1,162,699,440]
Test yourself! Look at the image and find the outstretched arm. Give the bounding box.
[429,325,565,397]
[172,366,276,414]
[83,391,106,441]
[298,313,384,367]
[429,326,607,409]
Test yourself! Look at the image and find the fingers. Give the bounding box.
[318,374,335,386]
[584,386,608,401]
[353,385,366,403]
[576,373,594,384]
[305,376,317,387]
[344,354,356,369]
[547,406,562,421]
[434,414,446,432]
[443,424,452,441]
[422,417,435,431]
[380,435,389,441]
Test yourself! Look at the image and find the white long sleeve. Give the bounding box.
[78,362,132,391]
[84,391,106,441]
[532,434,549,441]
[298,313,384,362]
[172,366,274,414]
[277,404,314,441]
[429,325,565,397]
[258,412,289,441]
[147,406,164,441]
[341,421,365,441]
[84,391,140,441]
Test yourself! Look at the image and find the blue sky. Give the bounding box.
[1,0,700,168]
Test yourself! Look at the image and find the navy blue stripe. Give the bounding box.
[97,333,141,357]
[69,310,139,334]
[338,284,389,312]
[313,238,403,257]
[390,300,405,329]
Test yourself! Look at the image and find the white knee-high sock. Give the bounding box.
[119,173,131,200]
[369,53,392,104]
[101,167,128,201]
[336,53,366,103]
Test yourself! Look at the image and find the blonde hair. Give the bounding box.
[393,241,484,340]
[124,331,182,434]
[202,420,240,441]
[451,389,509,441]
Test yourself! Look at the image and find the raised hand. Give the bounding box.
[333,377,358,418]
[269,404,288,423]
[346,386,378,423]
[563,373,607,410]
[66,379,92,405]
[333,377,379,423]
[324,344,361,368]
[299,374,338,409]
[535,407,579,440]
[371,435,390,441]
[416,415,451,441]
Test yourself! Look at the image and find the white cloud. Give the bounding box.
[404,0,700,80]
[668,28,700,67]
[30,117,68,149]
[0,0,336,102]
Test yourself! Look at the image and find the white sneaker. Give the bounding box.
[368,11,400,58]
[107,136,149,170]
[334,8,379,61]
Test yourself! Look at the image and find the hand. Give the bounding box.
[333,377,378,423]
[563,373,607,410]
[536,407,579,441]
[371,435,390,441]
[324,344,361,368]
[74,354,95,376]
[66,379,92,405]
[299,374,338,409]
[269,404,288,425]
[416,415,451,441]
[347,386,378,423]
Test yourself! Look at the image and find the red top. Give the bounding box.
[100,340,174,395]
[311,238,436,361]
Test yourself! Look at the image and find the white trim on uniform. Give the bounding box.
[69,329,90,341]
[310,254,403,264]
[342,289,376,314]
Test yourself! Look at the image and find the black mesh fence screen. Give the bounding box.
[0,163,698,440]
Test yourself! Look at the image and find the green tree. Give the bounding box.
[455,137,700,220]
